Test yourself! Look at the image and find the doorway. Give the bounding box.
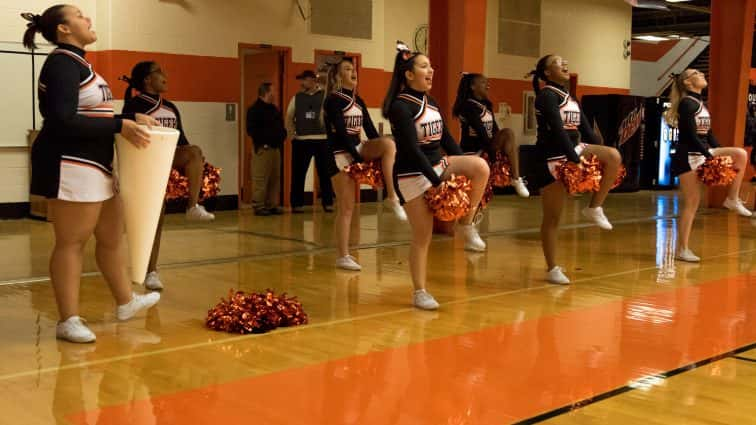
[239,47,287,206]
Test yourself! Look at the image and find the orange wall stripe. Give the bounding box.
[357,67,392,109]
[83,50,629,112]
[487,79,535,114]
[90,50,241,103]
[631,40,679,62]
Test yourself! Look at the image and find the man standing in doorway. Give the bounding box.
[247,82,286,216]
[285,70,335,213]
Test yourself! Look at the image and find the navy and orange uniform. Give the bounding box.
[122,93,190,146]
[323,88,379,174]
[670,91,720,176]
[459,98,499,154]
[534,81,600,186]
[389,88,463,203]
[31,43,134,201]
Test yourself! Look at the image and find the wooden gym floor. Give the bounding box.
[1,190,756,424]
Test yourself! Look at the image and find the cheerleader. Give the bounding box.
[324,58,407,271]
[666,69,751,263]
[383,43,490,310]
[452,73,529,197]
[22,6,160,343]
[530,55,621,285]
[122,61,215,290]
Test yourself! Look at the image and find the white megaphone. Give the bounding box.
[116,126,180,284]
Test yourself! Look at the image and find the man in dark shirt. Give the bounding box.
[246,82,286,215]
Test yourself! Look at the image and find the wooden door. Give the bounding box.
[241,50,284,204]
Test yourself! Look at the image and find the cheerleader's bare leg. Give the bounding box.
[676,171,702,262]
[495,128,521,179]
[48,199,104,320]
[360,136,407,220]
[540,181,566,272]
[332,172,356,257]
[711,147,749,204]
[93,195,135,304]
[403,195,439,310]
[360,136,398,200]
[581,144,621,208]
[442,155,490,225]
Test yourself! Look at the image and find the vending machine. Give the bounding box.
[641,97,679,189]
[581,94,645,192]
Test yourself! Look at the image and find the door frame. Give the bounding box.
[313,49,363,84]
[238,43,292,207]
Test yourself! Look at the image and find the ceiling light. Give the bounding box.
[625,0,669,9]
[634,35,671,41]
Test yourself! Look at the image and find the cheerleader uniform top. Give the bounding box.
[459,97,499,154]
[122,92,190,146]
[388,88,463,186]
[534,81,600,163]
[675,92,719,159]
[323,88,379,163]
[31,43,134,198]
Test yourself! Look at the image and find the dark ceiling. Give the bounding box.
[632,0,711,37]
[632,0,756,66]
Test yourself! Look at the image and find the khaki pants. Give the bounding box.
[252,147,281,210]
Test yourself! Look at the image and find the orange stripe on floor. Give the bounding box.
[67,273,756,424]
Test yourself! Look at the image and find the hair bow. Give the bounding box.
[20,13,41,28]
[396,40,414,60]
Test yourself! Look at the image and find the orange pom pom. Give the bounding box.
[697,156,738,186]
[481,152,512,187]
[490,152,512,187]
[480,181,493,209]
[345,160,384,190]
[206,289,308,334]
[165,169,189,200]
[557,155,602,195]
[424,174,472,221]
[610,164,627,190]
[166,162,221,201]
[200,162,222,200]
